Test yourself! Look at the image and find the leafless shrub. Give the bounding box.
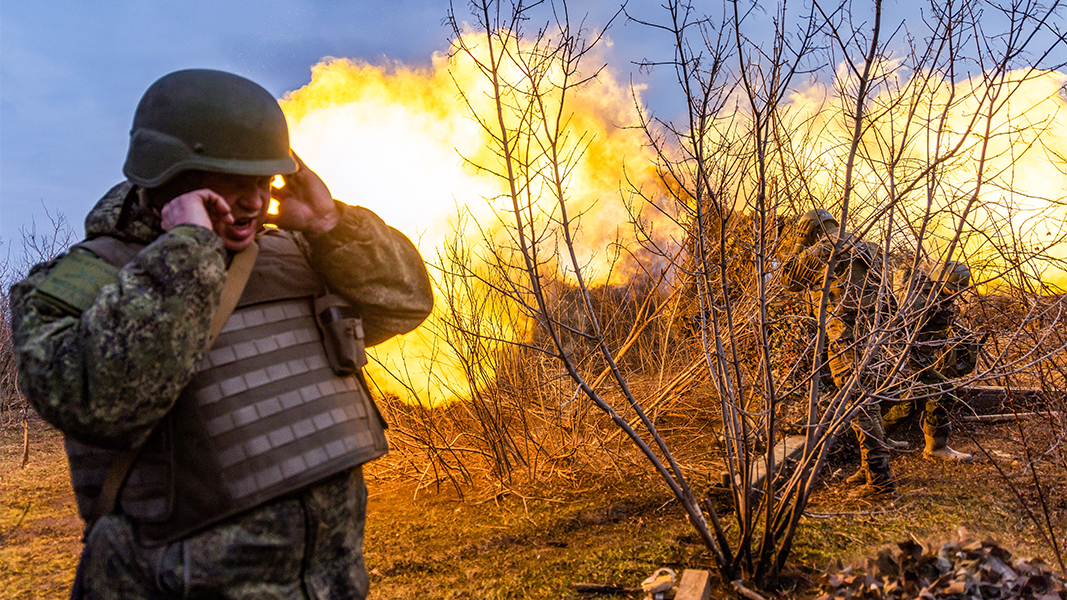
[1,208,76,429]
[368,0,1065,588]
[1,248,21,428]
[624,0,1067,584]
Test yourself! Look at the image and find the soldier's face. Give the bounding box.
[201,173,273,251]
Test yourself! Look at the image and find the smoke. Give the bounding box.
[780,67,1067,289]
[279,39,669,404]
[278,40,1067,403]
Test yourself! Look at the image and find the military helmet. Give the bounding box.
[794,208,840,247]
[123,69,298,188]
[931,260,970,292]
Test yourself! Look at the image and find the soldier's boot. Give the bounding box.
[845,467,867,486]
[856,455,897,500]
[851,409,897,499]
[922,422,973,463]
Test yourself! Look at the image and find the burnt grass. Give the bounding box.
[2,410,1063,600]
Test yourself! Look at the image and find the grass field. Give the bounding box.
[1,412,1062,599]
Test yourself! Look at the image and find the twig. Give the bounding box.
[731,579,769,600]
[572,582,639,594]
[21,413,29,468]
[960,411,1062,423]
[603,357,707,444]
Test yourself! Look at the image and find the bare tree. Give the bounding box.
[374,0,1067,590]
[1,207,77,428]
[626,0,1066,584]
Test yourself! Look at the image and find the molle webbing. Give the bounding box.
[61,231,388,544]
[136,296,387,543]
[189,298,380,502]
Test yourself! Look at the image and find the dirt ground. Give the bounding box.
[1,415,1062,599]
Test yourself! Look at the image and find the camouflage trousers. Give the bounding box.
[882,346,955,439]
[79,467,368,600]
[882,382,953,439]
[827,337,891,477]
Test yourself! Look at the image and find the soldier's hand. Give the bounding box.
[161,189,234,233]
[269,152,340,234]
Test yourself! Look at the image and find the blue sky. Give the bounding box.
[1,1,689,251]
[0,0,884,249]
[3,1,1056,254]
[0,1,471,248]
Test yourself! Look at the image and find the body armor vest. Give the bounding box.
[64,231,388,544]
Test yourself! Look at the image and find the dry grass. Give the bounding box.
[0,420,80,600]
[369,413,1066,598]
[2,410,1062,599]
[798,426,1062,569]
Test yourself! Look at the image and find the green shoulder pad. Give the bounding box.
[31,249,120,316]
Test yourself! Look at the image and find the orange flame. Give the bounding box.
[279,36,1067,403]
[279,39,665,405]
[775,68,1067,291]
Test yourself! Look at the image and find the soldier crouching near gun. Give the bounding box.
[10,69,434,599]
[778,209,897,499]
[883,260,978,463]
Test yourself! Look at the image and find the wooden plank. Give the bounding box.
[737,435,807,490]
[959,411,1062,423]
[958,386,1062,413]
[675,569,712,600]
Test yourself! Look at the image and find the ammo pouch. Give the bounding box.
[314,292,367,376]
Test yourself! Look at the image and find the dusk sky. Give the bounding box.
[0,1,671,250]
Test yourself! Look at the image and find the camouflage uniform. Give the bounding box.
[781,229,896,494]
[82,468,367,599]
[11,182,433,598]
[884,264,977,461]
[884,277,956,435]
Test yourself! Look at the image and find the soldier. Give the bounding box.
[779,208,897,498]
[10,69,434,599]
[883,260,976,462]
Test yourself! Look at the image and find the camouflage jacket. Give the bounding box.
[898,275,969,380]
[780,233,883,341]
[905,281,957,340]
[11,182,434,451]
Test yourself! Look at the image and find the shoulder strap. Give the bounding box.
[207,242,258,347]
[77,236,144,268]
[83,445,141,532]
[86,240,259,534]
